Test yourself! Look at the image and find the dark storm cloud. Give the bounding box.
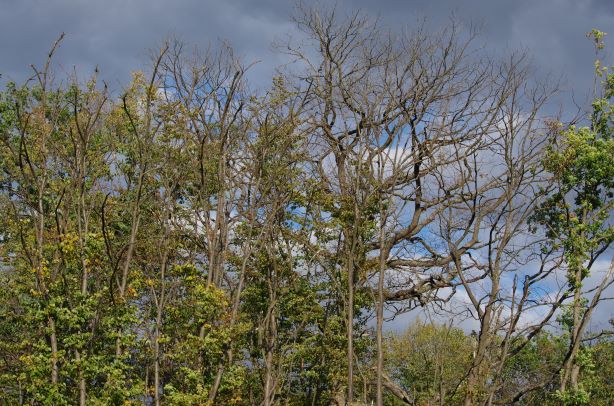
[0,0,296,91]
[1,0,613,98]
[348,0,614,104]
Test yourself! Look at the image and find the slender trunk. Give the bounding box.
[39,177,58,385]
[78,162,89,296]
[375,238,387,406]
[334,151,356,406]
[120,200,142,296]
[154,332,160,406]
[49,316,58,384]
[561,259,614,393]
[208,246,253,402]
[207,140,228,287]
[77,191,88,405]
[116,202,142,357]
[560,267,582,392]
[75,350,86,406]
[464,274,498,406]
[570,268,582,390]
[263,330,275,406]
[347,198,361,406]
[154,223,170,406]
[154,258,168,406]
[439,360,445,406]
[144,366,149,403]
[262,266,278,406]
[347,252,354,405]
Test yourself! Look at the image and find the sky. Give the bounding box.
[1,0,613,103]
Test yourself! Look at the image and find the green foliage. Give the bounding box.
[1,24,613,406]
[530,28,614,405]
[384,322,473,405]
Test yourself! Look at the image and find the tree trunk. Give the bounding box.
[347,252,355,405]
[560,267,582,392]
[75,350,86,406]
[375,237,388,406]
[49,316,58,385]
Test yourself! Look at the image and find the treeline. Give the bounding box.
[0,8,612,406]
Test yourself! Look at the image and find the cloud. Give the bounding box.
[0,0,294,91]
[1,0,612,102]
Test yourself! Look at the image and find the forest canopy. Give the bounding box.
[0,7,612,406]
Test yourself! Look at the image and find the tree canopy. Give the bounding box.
[0,9,612,406]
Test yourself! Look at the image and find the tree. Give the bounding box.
[284,8,542,404]
[1,8,613,406]
[532,29,614,405]
[384,321,473,405]
[445,54,566,405]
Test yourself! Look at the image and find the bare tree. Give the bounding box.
[436,55,567,405]
[283,6,548,404]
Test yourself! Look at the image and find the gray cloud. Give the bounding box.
[1,0,612,100]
